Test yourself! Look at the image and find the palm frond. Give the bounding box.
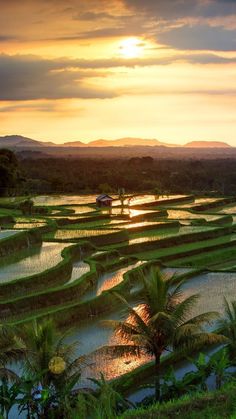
[171,294,199,326]
[184,311,220,326]
[109,292,151,336]
[0,367,20,382]
[223,297,236,323]
[174,331,226,353]
[167,285,185,310]
[141,267,168,313]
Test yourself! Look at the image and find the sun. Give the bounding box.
[119,37,143,58]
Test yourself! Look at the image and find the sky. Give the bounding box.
[0,0,236,145]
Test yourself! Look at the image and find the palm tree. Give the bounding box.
[105,268,225,400]
[217,297,236,361]
[17,317,82,415]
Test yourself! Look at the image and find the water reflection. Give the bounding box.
[96,261,144,295]
[0,229,22,239]
[167,210,224,222]
[124,221,167,229]
[181,272,236,318]
[128,226,212,245]
[64,205,96,215]
[11,222,46,229]
[66,261,90,285]
[54,228,119,240]
[0,242,71,283]
[33,195,99,206]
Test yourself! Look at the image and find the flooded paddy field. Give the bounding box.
[0,229,23,239]
[0,242,71,283]
[2,193,236,405]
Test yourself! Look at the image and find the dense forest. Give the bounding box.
[20,156,236,196]
[2,149,236,196]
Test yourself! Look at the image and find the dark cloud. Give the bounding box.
[0,35,18,42]
[1,51,236,103]
[0,55,116,101]
[69,54,236,68]
[74,11,119,21]
[0,103,57,113]
[123,0,200,19]
[123,0,236,19]
[69,26,141,39]
[157,25,236,51]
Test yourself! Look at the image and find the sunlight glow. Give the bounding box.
[119,37,144,58]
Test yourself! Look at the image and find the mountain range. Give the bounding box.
[0,135,232,149]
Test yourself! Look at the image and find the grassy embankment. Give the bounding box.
[119,383,236,419]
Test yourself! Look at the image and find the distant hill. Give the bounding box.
[0,135,54,148]
[83,138,177,147]
[0,135,176,148]
[184,141,231,148]
[59,138,177,147]
[61,140,85,147]
[0,135,233,150]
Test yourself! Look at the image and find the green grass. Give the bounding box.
[134,233,236,261]
[119,383,236,418]
[169,243,236,268]
[59,219,114,229]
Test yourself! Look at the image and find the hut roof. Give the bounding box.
[96,194,113,201]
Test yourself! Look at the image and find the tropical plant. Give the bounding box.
[186,352,212,392]
[69,373,132,419]
[0,324,26,418]
[0,323,26,382]
[217,298,236,362]
[210,348,231,390]
[104,267,225,400]
[17,318,83,416]
[0,378,21,419]
[160,365,200,401]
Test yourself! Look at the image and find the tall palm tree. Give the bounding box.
[217,297,236,361]
[105,268,225,400]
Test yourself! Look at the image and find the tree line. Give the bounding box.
[2,149,236,196]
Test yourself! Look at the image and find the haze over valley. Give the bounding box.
[0,135,234,159]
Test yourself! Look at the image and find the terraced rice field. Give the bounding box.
[167,209,225,222]
[66,261,90,284]
[182,271,236,316]
[96,260,144,295]
[53,228,120,240]
[128,225,214,245]
[33,194,99,206]
[2,193,236,395]
[65,205,96,214]
[0,229,23,239]
[11,222,47,229]
[0,242,71,283]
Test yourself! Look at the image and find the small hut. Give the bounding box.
[96,194,113,207]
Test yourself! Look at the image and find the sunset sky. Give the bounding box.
[0,0,236,145]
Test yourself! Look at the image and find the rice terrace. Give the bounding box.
[2,191,236,417]
[2,0,236,415]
